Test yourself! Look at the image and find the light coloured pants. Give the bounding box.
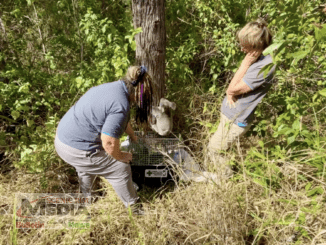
[207,113,251,176]
[54,135,138,207]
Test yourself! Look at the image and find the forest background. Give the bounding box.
[1,0,326,244]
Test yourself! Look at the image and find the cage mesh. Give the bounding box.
[129,132,181,165]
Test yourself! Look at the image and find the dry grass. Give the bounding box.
[1,143,326,245]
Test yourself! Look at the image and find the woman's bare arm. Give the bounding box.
[125,123,137,142]
[101,133,132,163]
[226,51,261,107]
[227,79,252,96]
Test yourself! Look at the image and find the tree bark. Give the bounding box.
[132,0,166,106]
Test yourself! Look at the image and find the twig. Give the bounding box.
[32,4,46,56]
[286,165,326,185]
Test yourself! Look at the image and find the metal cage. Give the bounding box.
[128,131,181,166]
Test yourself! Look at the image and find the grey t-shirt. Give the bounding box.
[221,54,276,127]
[57,80,130,151]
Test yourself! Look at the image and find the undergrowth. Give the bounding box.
[1,0,326,244]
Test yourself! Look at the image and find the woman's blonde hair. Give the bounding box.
[237,18,273,51]
[124,66,153,124]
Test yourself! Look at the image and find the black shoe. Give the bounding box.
[129,201,145,216]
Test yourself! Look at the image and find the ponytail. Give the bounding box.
[124,66,153,124]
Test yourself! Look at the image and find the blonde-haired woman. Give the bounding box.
[55,66,153,214]
[208,19,276,177]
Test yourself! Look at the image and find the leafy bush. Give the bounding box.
[0,0,137,172]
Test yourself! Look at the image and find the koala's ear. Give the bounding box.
[159,97,166,105]
[159,98,176,110]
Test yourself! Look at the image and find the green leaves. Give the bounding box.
[318,88,326,97]
[18,83,30,94]
[314,24,326,42]
[286,50,309,65]
[26,119,34,127]
[306,186,323,197]
[11,111,20,121]
[258,63,275,78]
[26,0,35,6]
[125,27,142,51]
[79,9,134,82]
[75,76,83,88]
[0,0,135,173]
[287,50,309,60]
[11,9,22,18]
[263,41,285,57]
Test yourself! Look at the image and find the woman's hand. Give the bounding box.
[226,94,237,108]
[227,50,261,94]
[242,50,262,67]
[130,135,138,143]
[126,123,138,143]
[101,133,133,163]
[121,151,132,164]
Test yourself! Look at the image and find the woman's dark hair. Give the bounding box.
[123,66,153,124]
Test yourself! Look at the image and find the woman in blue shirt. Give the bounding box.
[55,66,153,214]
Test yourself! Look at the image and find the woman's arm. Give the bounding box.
[226,51,261,106]
[227,79,252,96]
[227,62,251,91]
[125,123,138,142]
[101,133,132,163]
[226,79,252,108]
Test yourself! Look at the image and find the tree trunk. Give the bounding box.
[132,0,166,106]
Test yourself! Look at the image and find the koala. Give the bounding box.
[150,98,176,136]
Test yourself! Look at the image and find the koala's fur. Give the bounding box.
[150,98,176,136]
